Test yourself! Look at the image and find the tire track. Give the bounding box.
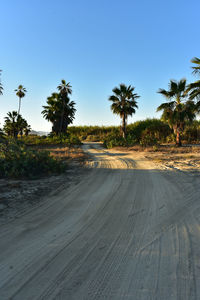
[1,143,200,299]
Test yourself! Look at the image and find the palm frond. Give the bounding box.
[157,89,172,99]
[178,78,187,92]
[108,95,119,103]
[169,80,178,94]
[191,57,200,75]
[156,101,175,112]
[109,84,139,115]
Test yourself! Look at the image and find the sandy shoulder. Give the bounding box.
[0,148,90,225]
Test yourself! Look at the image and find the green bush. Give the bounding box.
[103,132,137,148]
[127,119,171,143]
[85,135,102,142]
[68,134,82,145]
[166,134,176,143]
[68,120,172,146]
[140,132,158,147]
[21,134,81,146]
[68,125,119,141]
[182,121,200,143]
[0,140,65,178]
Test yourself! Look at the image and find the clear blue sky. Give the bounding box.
[1,0,199,131]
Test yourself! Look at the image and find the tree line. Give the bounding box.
[0,56,200,146]
[109,57,200,146]
[0,77,76,139]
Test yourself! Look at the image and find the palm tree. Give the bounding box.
[42,92,76,135]
[0,128,5,139]
[0,70,3,96]
[4,111,19,138]
[186,57,200,102]
[57,80,72,133]
[24,124,31,136]
[108,83,139,138]
[17,116,29,138]
[15,85,27,115]
[157,79,196,146]
[57,79,72,95]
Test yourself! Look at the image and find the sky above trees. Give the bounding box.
[1,0,200,131]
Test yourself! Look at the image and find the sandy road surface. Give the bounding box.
[1,143,200,299]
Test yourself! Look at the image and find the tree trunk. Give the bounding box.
[59,99,65,134]
[14,130,18,139]
[176,130,182,147]
[122,114,126,139]
[18,98,21,115]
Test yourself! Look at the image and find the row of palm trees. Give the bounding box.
[0,75,75,137]
[108,57,200,146]
[1,57,200,145]
[4,111,31,138]
[0,77,31,138]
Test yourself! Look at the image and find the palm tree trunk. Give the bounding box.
[59,99,65,134]
[176,130,182,146]
[122,113,126,139]
[18,97,21,115]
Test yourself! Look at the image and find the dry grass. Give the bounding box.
[144,148,200,171]
[32,145,89,164]
[112,144,200,171]
[52,147,88,163]
[114,144,200,154]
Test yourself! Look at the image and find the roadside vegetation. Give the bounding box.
[68,118,200,149]
[0,79,81,179]
[0,56,200,179]
[0,139,65,178]
[157,79,196,146]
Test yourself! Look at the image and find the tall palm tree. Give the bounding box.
[57,80,72,134]
[157,79,196,146]
[0,70,3,95]
[57,79,72,95]
[109,83,139,138]
[15,85,27,115]
[186,57,200,103]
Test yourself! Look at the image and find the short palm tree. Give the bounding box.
[15,85,27,115]
[17,116,29,137]
[109,83,139,138]
[24,124,31,136]
[157,79,196,146]
[186,57,200,103]
[4,111,19,138]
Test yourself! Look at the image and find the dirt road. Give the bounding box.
[1,143,200,299]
